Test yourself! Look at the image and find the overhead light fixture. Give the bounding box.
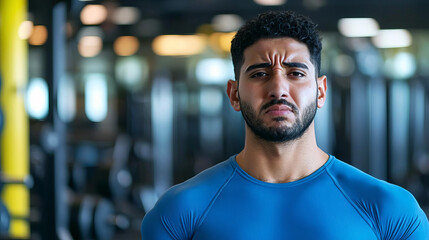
[18,21,34,40]
[78,36,103,57]
[254,0,286,6]
[212,14,243,32]
[111,7,140,25]
[372,29,412,48]
[28,25,48,45]
[209,32,236,53]
[152,35,207,56]
[115,56,149,91]
[383,52,416,80]
[76,26,104,57]
[80,4,108,25]
[196,58,234,85]
[85,74,108,122]
[338,18,379,37]
[114,36,140,56]
[26,78,49,120]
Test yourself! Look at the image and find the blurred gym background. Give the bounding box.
[0,0,429,239]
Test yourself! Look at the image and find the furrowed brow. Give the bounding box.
[245,63,272,73]
[283,62,309,70]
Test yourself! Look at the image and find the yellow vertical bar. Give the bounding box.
[0,0,30,238]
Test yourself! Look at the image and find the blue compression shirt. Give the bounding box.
[141,155,429,239]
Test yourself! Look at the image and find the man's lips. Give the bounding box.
[265,104,293,116]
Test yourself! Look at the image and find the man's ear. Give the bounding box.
[227,79,241,111]
[317,75,327,108]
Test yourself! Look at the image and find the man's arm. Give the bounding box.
[141,208,179,240]
[377,186,429,240]
[404,209,429,240]
[140,186,197,240]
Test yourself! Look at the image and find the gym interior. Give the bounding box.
[0,0,429,239]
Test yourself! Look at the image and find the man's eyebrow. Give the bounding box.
[245,62,309,73]
[245,62,272,73]
[284,62,309,69]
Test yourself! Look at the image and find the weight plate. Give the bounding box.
[93,198,115,240]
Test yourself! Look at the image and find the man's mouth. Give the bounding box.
[265,104,293,116]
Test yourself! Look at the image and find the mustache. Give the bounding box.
[260,99,298,114]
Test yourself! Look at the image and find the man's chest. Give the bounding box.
[192,180,377,239]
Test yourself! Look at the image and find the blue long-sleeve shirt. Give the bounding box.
[142,155,429,239]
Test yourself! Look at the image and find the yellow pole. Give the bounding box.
[0,0,30,238]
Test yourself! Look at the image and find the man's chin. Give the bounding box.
[262,119,295,129]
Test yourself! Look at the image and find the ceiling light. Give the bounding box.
[152,35,207,56]
[85,74,108,122]
[111,7,140,25]
[80,4,107,25]
[26,78,49,119]
[209,32,236,53]
[338,18,379,37]
[78,36,103,57]
[28,25,48,45]
[212,14,243,32]
[383,52,416,80]
[196,58,234,85]
[18,21,33,40]
[372,29,412,48]
[114,36,140,56]
[115,56,149,91]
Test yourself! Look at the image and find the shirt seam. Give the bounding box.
[192,167,237,237]
[326,166,379,238]
[233,155,334,188]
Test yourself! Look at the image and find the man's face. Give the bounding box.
[227,37,326,143]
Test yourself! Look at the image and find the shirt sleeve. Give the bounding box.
[402,208,429,240]
[141,208,178,240]
[376,185,429,240]
[141,185,199,240]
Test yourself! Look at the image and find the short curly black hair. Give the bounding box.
[230,11,322,80]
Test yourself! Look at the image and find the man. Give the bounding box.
[141,11,429,239]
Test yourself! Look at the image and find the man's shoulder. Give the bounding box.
[329,159,429,239]
[328,157,417,208]
[152,156,236,213]
[328,157,428,239]
[141,156,238,239]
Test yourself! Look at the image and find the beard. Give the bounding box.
[239,97,317,143]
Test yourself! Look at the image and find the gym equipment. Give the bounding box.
[136,187,158,214]
[75,144,99,167]
[0,172,33,191]
[86,165,132,199]
[71,134,133,199]
[0,200,10,235]
[69,162,86,193]
[69,195,129,240]
[0,173,32,238]
[70,159,133,199]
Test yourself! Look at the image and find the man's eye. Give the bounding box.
[251,72,268,78]
[289,72,305,77]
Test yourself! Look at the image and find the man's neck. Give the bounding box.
[236,124,329,183]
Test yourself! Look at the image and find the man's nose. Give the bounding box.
[267,71,290,99]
